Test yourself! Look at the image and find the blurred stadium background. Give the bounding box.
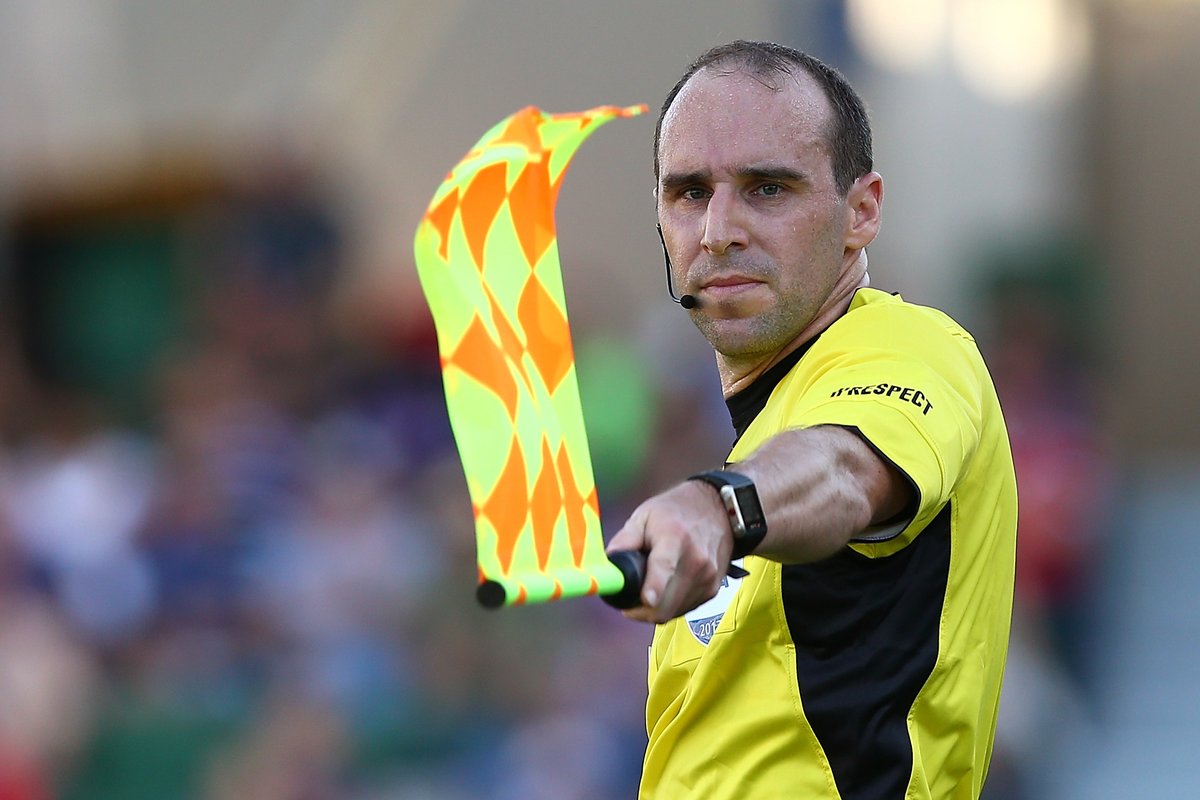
[1,1,1198,798]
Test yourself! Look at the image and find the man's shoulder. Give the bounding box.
[835,288,976,347]
[768,289,988,396]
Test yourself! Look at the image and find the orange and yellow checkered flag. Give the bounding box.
[414,104,646,608]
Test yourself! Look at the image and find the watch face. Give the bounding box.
[693,470,767,558]
[733,485,765,528]
[741,506,765,528]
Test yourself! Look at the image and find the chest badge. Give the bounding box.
[684,562,744,645]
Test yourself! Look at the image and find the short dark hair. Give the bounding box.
[653,40,873,196]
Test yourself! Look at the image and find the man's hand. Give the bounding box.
[605,480,734,623]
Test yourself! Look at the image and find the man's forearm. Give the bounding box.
[606,425,912,623]
[734,425,911,563]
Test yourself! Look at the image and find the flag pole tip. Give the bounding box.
[476,580,506,609]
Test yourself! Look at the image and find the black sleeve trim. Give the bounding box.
[838,424,921,545]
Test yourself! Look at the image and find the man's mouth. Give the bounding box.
[699,275,763,296]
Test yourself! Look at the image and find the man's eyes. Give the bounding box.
[673,183,786,201]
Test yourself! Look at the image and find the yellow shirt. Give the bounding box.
[641,289,1017,799]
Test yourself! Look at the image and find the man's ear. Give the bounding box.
[844,172,883,250]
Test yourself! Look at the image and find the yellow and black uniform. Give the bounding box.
[641,288,1017,799]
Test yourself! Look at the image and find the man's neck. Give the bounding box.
[718,255,870,398]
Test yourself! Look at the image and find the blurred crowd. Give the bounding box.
[977,258,1112,799]
[0,169,1108,799]
[0,166,732,800]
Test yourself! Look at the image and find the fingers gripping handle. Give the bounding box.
[602,550,647,610]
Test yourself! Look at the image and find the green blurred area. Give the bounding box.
[576,337,656,500]
[15,219,186,421]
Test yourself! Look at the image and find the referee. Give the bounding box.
[607,41,1017,799]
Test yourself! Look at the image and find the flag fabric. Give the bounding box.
[413,104,646,607]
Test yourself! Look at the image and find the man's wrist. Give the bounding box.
[687,469,768,559]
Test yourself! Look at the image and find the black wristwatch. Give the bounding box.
[689,469,768,560]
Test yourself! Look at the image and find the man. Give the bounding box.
[606,41,1017,799]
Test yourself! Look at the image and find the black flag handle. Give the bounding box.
[601,550,646,610]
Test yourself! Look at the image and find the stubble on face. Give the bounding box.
[686,219,845,364]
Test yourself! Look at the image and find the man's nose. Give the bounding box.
[701,189,748,255]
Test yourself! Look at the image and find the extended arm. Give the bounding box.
[606,425,912,623]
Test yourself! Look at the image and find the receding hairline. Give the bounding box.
[653,41,873,195]
[657,64,839,168]
[694,53,808,91]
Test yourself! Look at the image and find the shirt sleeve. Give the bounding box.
[745,304,986,556]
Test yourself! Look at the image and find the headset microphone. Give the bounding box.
[658,225,700,309]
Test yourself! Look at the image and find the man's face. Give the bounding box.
[656,67,852,361]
